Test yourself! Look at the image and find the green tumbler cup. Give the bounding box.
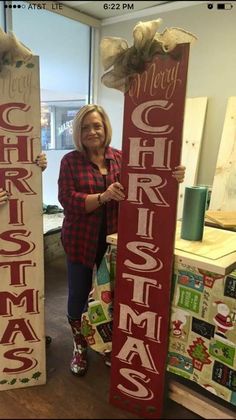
[181,186,208,241]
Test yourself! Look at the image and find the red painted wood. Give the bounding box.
[110,44,190,418]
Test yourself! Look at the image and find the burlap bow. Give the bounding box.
[0,27,32,74]
[100,19,197,93]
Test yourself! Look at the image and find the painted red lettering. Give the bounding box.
[0,260,35,286]
[3,347,37,373]
[0,318,39,345]
[0,167,35,195]
[0,230,35,256]
[0,135,34,163]
[0,289,39,316]
[0,103,32,132]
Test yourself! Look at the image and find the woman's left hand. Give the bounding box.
[36,152,47,171]
[172,165,186,183]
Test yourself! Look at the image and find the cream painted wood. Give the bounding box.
[0,57,46,390]
[205,211,236,228]
[210,97,236,211]
[175,221,236,261]
[177,97,208,220]
[107,222,236,260]
[169,380,236,419]
[107,221,236,274]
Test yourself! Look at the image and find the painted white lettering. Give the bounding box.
[124,241,163,272]
[119,303,162,341]
[128,137,172,169]
[116,336,158,373]
[118,368,154,400]
[136,208,154,239]
[127,173,169,206]
[122,272,162,306]
[131,100,174,134]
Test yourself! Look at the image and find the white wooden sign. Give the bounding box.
[177,97,208,219]
[0,56,46,390]
[210,97,236,211]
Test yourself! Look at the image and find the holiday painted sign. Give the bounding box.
[0,56,46,390]
[110,44,190,418]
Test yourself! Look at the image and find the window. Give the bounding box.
[12,2,91,150]
[0,2,5,29]
[41,100,86,150]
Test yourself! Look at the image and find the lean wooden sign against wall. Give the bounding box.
[110,44,190,418]
[0,56,46,390]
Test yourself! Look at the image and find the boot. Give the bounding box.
[68,317,88,376]
[101,350,112,367]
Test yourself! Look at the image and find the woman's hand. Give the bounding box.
[0,188,9,205]
[101,182,125,203]
[36,152,47,171]
[172,165,186,183]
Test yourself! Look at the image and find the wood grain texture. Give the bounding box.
[107,223,236,274]
[169,380,235,419]
[210,97,236,211]
[206,211,236,228]
[175,221,236,260]
[177,97,208,219]
[107,223,236,262]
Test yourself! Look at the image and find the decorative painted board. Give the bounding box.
[109,44,190,419]
[0,56,46,390]
[177,97,208,220]
[210,97,236,211]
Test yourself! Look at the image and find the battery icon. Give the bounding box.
[217,3,233,9]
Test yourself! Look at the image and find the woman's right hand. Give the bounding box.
[101,182,125,203]
[0,188,9,205]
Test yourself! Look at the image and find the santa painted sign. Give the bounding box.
[109,44,190,418]
[0,56,46,390]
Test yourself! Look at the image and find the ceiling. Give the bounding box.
[59,1,170,21]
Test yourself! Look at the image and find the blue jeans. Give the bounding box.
[67,245,107,319]
[67,260,93,319]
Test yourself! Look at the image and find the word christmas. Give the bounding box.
[0,100,44,383]
[110,45,189,418]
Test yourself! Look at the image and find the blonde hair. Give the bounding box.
[72,104,112,152]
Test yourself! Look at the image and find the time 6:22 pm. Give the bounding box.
[103,3,134,11]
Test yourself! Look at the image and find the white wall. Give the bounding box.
[98,3,236,187]
[42,150,67,207]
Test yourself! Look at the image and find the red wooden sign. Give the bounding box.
[0,57,46,390]
[110,44,190,418]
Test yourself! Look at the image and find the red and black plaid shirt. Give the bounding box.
[58,147,122,267]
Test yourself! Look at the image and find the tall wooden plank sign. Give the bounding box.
[0,56,46,390]
[110,44,190,418]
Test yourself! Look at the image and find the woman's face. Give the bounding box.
[81,111,105,152]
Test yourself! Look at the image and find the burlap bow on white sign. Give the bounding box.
[100,18,197,93]
[0,27,32,74]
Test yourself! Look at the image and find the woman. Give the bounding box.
[58,104,185,377]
